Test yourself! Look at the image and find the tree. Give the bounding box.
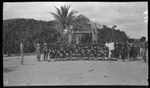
[50,5,77,44]
[72,14,90,31]
[97,26,128,43]
[51,5,77,29]
[3,19,60,64]
[71,14,91,43]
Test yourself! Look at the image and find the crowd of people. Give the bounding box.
[36,40,147,62]
[36,43,109,61]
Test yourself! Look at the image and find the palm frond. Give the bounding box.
[50,12,63,23]
[50,5,77,29]
[54,7,64,22]
[67,9,78,20]
[61,5,70,21]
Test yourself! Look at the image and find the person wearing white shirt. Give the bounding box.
[105,42,114,59]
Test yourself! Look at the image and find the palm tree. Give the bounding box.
[51,5,77,30]
[51,5,77,44]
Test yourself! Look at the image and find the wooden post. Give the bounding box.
[127,43,130,60]
[91,23,98,43]
[20,41,24,65]
[68,25,73,43]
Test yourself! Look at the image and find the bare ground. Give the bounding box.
[3,55,148,86]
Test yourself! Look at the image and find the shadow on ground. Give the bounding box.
[3,66,18,73]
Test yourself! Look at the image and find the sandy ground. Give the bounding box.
[3,55,148,86]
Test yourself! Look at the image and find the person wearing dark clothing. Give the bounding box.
[93,48,97,59]
[87,48,91,58]
[81,48,85,57]
[113,42,119,59]
[141,42,147,62]
[59,49,64,58]
[121,42,128,61]
[36,43,41,62]
[48,49,51,62]
[51,50,55,59]
[43,43,48,61]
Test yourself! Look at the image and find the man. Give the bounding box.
[141,41,147,62]
[36,43,41,62]
[86,47,91,60]
[81,48,85,57]
[93,47,98,60]
[90,47,94,60]
[43,42,48,61]
[47,48,51,62]
[59,48,64,58]
[51,49,55,59]
[121,42,128,61]
[105,42,115,59]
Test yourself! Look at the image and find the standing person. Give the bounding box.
[81,48,85,57]
[51,49,55,60]
[93,47,98,60]
[141,43,147,62]
[36,43,41,62]
[113,42,119,59]
[142,41,147,62]
[48,48,51,62]
[121,42,128,61]
[105,42,115,59]
[43,42,48,61]
[140,36,147,62]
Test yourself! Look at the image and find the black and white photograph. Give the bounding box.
[3,2,148,86]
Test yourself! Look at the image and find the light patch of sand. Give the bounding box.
[3,55,148,86]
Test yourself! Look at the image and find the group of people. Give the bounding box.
[36,43,109,61]
[108,41,148,62]
[111,42,138,61]
[36,41,148,62]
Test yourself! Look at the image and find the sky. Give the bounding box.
[3,2,148,39]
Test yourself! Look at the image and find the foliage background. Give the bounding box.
[3,18,129,54]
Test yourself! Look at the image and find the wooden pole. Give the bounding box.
[127,42,129,60]
[20,40,24,65]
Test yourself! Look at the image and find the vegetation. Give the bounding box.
[97,25,129,43]
[51,5,77,29]
[3,19,60,54]
[3,5,130,55]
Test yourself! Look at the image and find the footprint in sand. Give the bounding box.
[88,69,94,72]
[104,75,108,78]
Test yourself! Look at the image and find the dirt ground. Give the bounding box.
[3,55,148,86]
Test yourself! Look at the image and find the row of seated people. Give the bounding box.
[39,43,140,61]
[42,45,109,59]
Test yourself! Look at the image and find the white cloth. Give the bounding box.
[105,42,114,58]
[105,42,114,51]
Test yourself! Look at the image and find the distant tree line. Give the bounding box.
[3,5,129,55]
[3,18,129,55]
[3,19,61,54]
